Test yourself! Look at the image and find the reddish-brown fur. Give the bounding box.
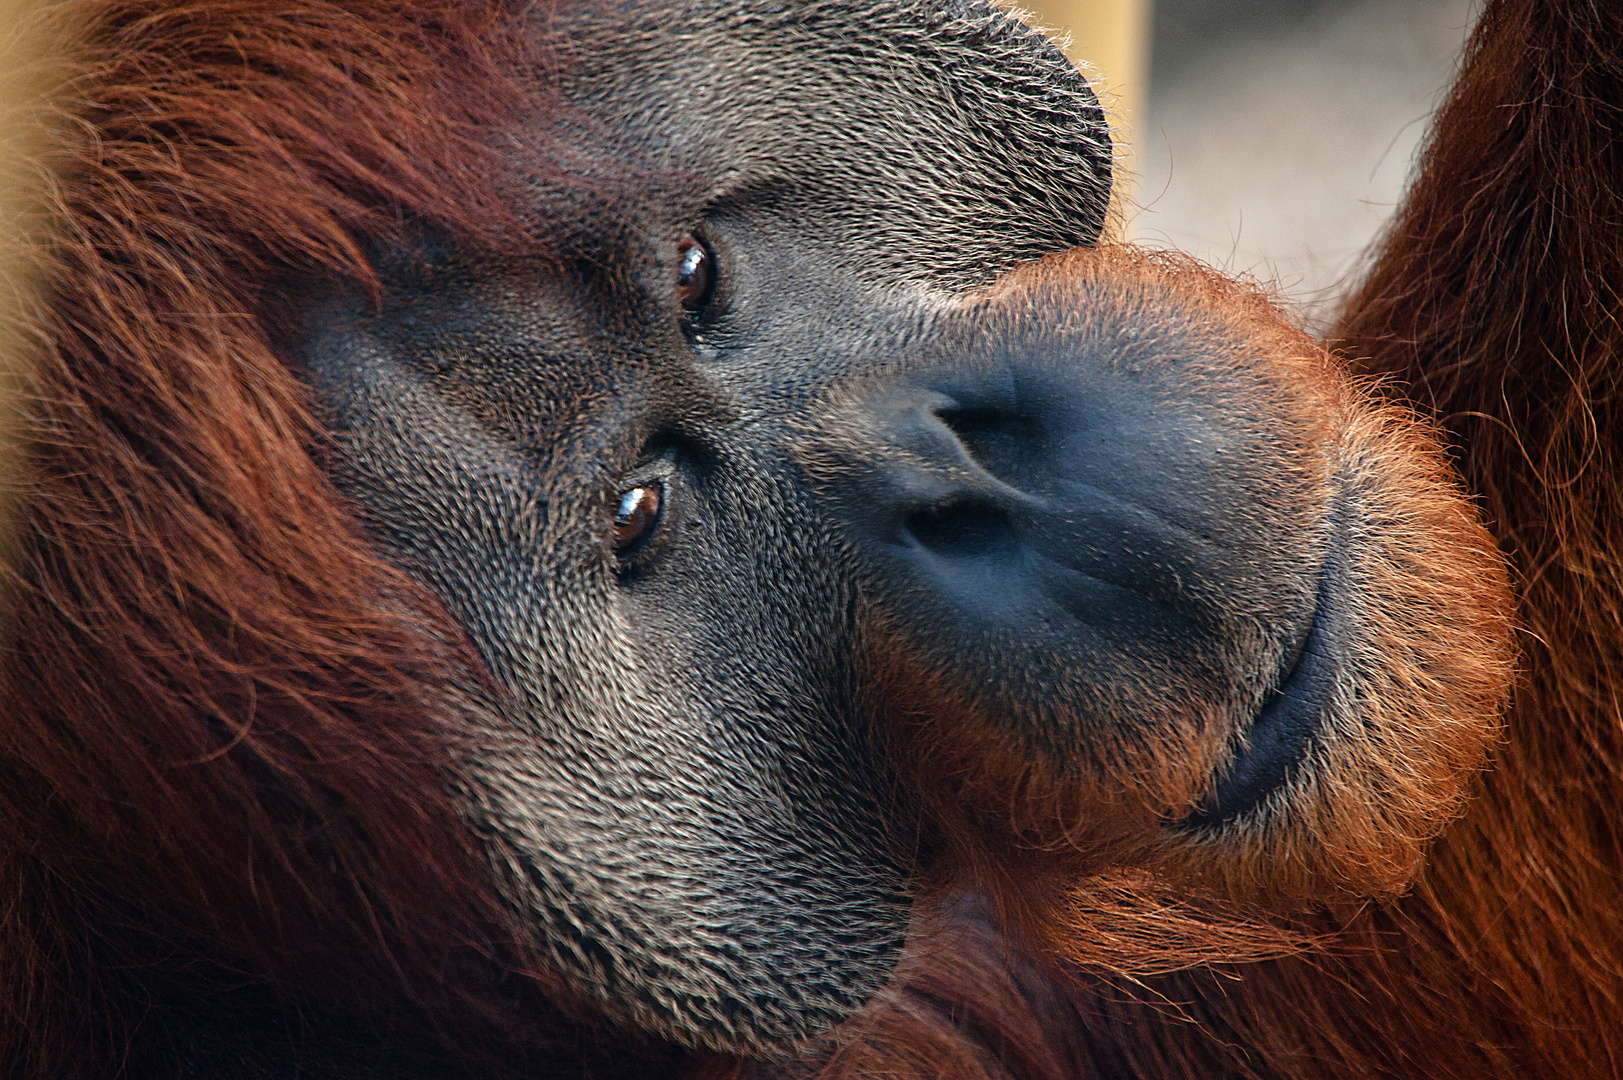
[0,2,575,1074]
[1,0,1612,1076]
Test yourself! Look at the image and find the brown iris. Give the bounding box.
[613,485,662,553]
[675,237,715,312]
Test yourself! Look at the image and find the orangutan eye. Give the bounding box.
[675,237,716,313]
[613,484,662,554]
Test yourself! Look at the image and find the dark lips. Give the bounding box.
[1186,499,1347,826]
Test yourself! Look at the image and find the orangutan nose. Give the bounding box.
[815,355,1306,679]
[857,390,1037,569]
[836,380,1187,640]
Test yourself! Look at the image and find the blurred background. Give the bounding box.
[1022,0,1480,329]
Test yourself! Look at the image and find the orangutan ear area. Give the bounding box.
[0,0,1618,1078]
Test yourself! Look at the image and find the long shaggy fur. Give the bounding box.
[0,2,563,1074]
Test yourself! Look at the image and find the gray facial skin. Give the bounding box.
[302,0,1110,1050]
[297,0,1500,1060]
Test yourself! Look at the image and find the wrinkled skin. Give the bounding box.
[293,0,1511,1062]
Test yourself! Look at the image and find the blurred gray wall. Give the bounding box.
[1129,0,1478,328]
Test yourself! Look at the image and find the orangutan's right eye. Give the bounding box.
[613,484,663,555]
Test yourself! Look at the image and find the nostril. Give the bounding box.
[904,496,1014,557]
[935,407,1037,476]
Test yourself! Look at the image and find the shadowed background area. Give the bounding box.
[1027,0,1478,329]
